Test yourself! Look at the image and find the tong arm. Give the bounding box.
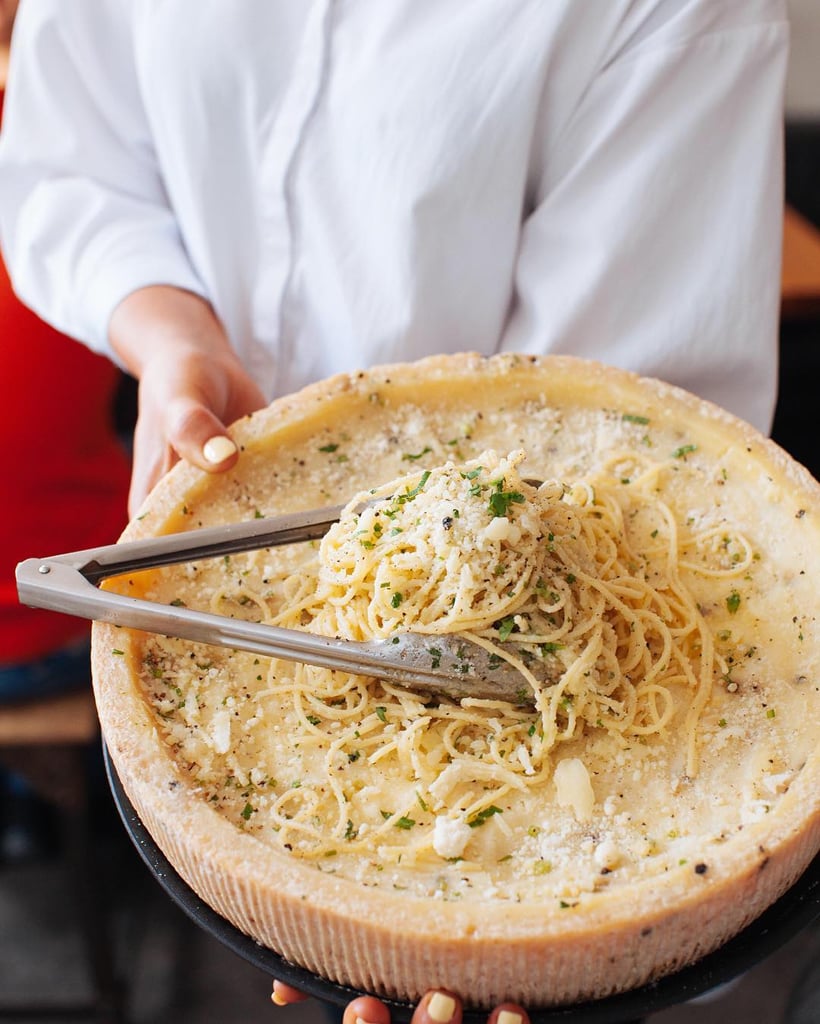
[15,505,539,705]
[52,503,346,585]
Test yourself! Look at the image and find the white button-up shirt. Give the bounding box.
[0,0,788,432]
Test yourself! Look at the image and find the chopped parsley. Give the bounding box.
[487,478,526,518]
[402,446,432,461]
[496,616,516,642]
[467,805,503,828]
[539,641,563,656]
[726,590,742,614]
[396,471,431,504]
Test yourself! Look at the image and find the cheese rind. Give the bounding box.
[93,353,820,1008]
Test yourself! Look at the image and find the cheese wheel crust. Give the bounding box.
[93,353,820,1008]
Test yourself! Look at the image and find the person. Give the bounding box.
[0,0,130,702]
[0,0,130,858]
[0,0,789,1017]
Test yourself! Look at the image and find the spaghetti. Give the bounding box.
[142,449,754,866]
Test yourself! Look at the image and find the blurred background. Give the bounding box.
[774,0,820,480]
[1,1,818,1022]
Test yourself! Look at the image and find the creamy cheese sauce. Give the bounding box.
[126,385,818,906]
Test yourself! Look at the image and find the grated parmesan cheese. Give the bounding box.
[432,816,472,859]
[554,758,595,822]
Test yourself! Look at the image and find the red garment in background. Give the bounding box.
[1,89,131,663]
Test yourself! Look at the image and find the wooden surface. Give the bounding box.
[0,688,98,745]
[782,204,820,317]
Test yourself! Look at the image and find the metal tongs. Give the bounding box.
[16,502,538,707]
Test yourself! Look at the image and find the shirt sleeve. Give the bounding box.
[0,0,207,359]
[500,2,789,435]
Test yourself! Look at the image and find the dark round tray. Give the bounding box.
[105,748,818,1024]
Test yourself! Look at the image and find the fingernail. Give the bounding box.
[428,992,456,1023]
[203,435,237,464]
[498,1012,522,1024]
[271,991,288,1006]
[356,1018,379,1024]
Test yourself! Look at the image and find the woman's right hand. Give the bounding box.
[109,285,266,517]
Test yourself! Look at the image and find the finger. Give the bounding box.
[163,397,239,473]
[228,373,268,423]
[342,995,392,1024]
[487,1004,530,1024]
[271,980,311,1006]
[411,990,463,1024]
[128,413,178,519]
[128,455,168,519]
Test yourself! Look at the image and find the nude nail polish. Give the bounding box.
[498,1012,522,1024]
[427,992,456,1023]
[203,435,237,464]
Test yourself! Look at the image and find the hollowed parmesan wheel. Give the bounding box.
[93,353,819,1009]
